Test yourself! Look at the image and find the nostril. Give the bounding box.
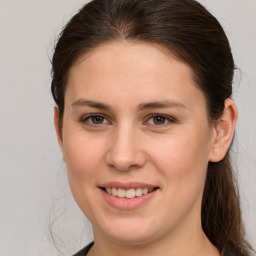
[105,146,147,172]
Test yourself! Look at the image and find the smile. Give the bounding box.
[99,182,159,209]
[104,187,157,199]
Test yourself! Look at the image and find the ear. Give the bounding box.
[209,98,238,162]
[54,107,64,153]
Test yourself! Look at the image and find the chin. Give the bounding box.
[106,230,158,246]
[95,217,162,245]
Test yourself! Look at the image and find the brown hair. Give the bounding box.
[51,0,254,254]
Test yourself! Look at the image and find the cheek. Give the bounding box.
[62,127,106,182]
[149,127,211,197]
[149,133,211,224]
[61,128,108,217]
[151,130,210,170]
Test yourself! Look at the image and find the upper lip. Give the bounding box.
[99,181,158,190]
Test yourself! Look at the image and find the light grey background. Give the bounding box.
[0,0,255,255]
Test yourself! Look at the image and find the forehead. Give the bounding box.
[65,41,206,110]
[70,41,193,82]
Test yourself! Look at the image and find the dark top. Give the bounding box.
[73,242,244,256]
[73,242,94,256]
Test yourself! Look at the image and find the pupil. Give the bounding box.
[153,116,165,125]
[92,116,104,124]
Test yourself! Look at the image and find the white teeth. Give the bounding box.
[106,187,112,194]
[142,188,148,195]
[135,188,142,197]
[126,189,136,199]
[117,188,126,198]
[105,187,155,199]
[112,187,118,196]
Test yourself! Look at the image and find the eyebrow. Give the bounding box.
[137,101,187,111]
[71,99,187,111]
[71,99,112,110]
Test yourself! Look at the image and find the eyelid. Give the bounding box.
[80,113,111,126]
[79,113,176,128]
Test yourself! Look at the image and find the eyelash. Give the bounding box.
[80,113,176,128]
[80,113,111,127]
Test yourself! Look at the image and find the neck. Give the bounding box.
[89,226,220,256]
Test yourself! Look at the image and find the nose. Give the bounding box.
[105,125,146,171]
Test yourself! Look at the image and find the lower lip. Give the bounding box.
[100,188,158,210]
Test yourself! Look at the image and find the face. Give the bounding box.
[57,41,215,245]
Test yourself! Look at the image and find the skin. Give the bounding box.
[54,41,237,256]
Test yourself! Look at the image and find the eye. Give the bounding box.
[146,114,175,126]
[151,115,167,125]
[90,115,105,124]
[80,114,110,126]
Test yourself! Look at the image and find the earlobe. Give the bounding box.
[54,107,64,153]
[209,98,238,162]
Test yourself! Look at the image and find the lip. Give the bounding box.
[99,181,157,190]
[99,182,159,210]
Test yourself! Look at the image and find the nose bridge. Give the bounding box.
[106,122,145,171]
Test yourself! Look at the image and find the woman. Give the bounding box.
[51,0,254,255]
